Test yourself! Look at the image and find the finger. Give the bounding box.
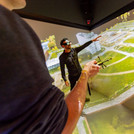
[92,64,101,69]
[90,67,100,72]
[92,60,97,64]
[97,35,101,39]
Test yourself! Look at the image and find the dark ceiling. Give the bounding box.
[15,0,134,30]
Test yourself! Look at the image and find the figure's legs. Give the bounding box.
[85,83,91,102]
[69,74,80,91]
[69,75,90,102]
[87,83,91,95]
[70,79,77,90]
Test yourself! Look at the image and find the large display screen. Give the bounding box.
[89,9,134,106]
[40,9,134,134]
[41,9,134,104]
[24,8,134,134]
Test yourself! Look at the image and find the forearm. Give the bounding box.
[83,40,93,47]
[76,40,92,52]
[60,64,67,81]
[62,74,67,82]
[62,60,100,134]
[62,70,88,134]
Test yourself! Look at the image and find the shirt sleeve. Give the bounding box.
[75,40,93,53]
[59,56,67,81]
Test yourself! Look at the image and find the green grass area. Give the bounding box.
[91,73,134,98]
[84,90,108,108]
[61,86,70,97]
[50,50,134,109]
[100,56,134,73]
[84,55,134,107]
[73,127,79,134]
[59,51,134,107]
[88,50,134,99]
[49,67,60,74]
[96,51,126,66]
[83,120,90,134]
[118,46,134,53]
[87,105,134,134]
[124,37,134,43]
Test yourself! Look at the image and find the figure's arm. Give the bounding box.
[59,57,68,85]
[62,60,100,134]
[76,35,101,53]
[75,40,92,53]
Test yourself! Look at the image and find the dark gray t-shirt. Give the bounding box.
[0,5,68,134]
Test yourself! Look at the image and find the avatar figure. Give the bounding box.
[59,37,100,95]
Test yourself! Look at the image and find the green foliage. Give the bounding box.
[47,41,56,49]
[44,35,57,50]
[50,52,57,59]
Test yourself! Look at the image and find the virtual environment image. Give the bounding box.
[41,9,134,134]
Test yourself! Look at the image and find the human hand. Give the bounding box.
[65,81,70,86]
[92,35,101,42]
[83,60,101,78]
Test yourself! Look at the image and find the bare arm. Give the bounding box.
[62,60,100,134]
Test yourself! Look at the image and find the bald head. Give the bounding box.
[0,0,26,10]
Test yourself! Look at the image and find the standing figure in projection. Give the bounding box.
[59,37,100,97]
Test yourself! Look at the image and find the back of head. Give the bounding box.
[0,0,26,10]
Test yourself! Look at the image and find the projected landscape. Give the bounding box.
[41,9,134,134]
[88,20,134,107]
[81,11,134,134]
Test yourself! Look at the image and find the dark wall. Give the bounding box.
[18,0,87,29]
[16,0,134,30]
[23,18,90,48]
[91,0,134,29]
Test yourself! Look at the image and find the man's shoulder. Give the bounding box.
[0,5,19,22]
[59,52,65,59]
[71,48,77,53]
[72,48,76,51]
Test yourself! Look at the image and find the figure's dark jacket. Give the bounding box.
[59,40,92,81]
[0,5,68,134]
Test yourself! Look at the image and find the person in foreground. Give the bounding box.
[0,0,100,134]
